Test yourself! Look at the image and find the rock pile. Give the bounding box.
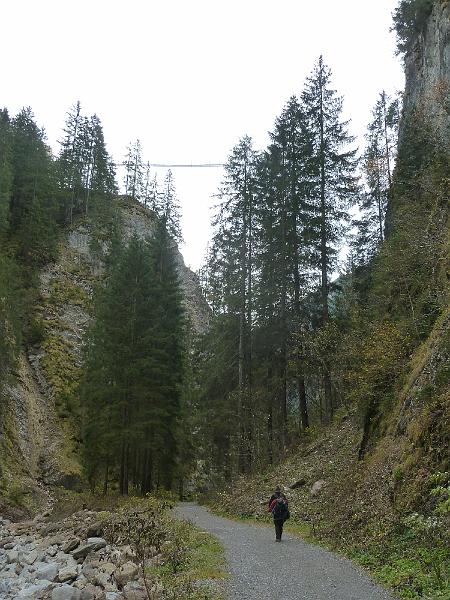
[0,509,159,599]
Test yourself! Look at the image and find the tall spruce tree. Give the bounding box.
[206,136,258,473]
[161,170,183,243]
[301,56,359,422]
[10,108,58,264]
[264,96,314,436]
[124,140,144,201]
[82,228,184,493]
[58,102,83,223]
[58,104,116,222]
[0,109,12,236]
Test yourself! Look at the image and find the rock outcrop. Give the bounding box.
[402,0,450,140]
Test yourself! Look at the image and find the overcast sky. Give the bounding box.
[2,0,404,270]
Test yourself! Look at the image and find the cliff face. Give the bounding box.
[402,0,450,140]
[0,199,209,510]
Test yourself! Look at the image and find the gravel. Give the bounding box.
[175,502,394,600]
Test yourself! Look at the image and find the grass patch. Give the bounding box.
[183,529,226,581]
[147,513,226,599]
[346,529,450,600]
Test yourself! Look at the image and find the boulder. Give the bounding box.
[114,561,138,588]
[95,569,117,591]
[10,520,34,535]
[81,563,97,584]
[42,523,61,536]
[72,538,106,560]
[6,549,19,563]
[85,522,103,538]
[3,541,15,549]
[62,538,80,553]
[80,583,105,600]
[0,536,14,548]
[47,545,59,557]
[310,480,326,496]
[52,584,82,600]
[23,549,39,564]
[290,478,306,489]
[58,565,79,582]
[35,562,59,581]
[15,579,54,599]
[72,574,87,589]
[122,582,147,600]
[47,534,66,546]
[87,537,107,550]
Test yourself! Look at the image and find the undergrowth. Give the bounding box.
[50,490,226,599]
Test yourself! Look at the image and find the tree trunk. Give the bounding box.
[103,459,109,495]
[319,60,333,424]
[279,148,288,448]
[267,367,274,464]
[297,374,309,431]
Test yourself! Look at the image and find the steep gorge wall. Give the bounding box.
[402,0,450,139]
[0,199,210,509]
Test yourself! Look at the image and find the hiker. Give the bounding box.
[269,495,289,542]
[268,485,288,508]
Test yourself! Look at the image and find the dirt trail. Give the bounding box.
[175,502,394,600]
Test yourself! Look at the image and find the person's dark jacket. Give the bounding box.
[269,498,289,521]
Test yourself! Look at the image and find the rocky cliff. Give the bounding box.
[0,198,210,514]
[402,0,450,140]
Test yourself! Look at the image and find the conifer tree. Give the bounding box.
[206,136,258,472]
[58,104,116,222]
[0,109,12,236]
[161,170,183,243]
[82,227,184,493]
[124,140,144,201]
[81,115,117,215]
[58,102,84,223]
[0,255,21,383]
[353,91,400,264]
[301,56,359,422]
[10,108,58,264]
[263,97,314,436]
[147,218,185,488]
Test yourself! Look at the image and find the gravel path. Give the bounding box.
[175,502,394,600]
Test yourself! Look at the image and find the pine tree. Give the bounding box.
[161,170,183,243]
[57,102,84,223]
[0,109,12,236]
[147,219,185,488]
[353,91,400,265]
[82,228,184,493]
[206,136,258,473]
[0,255,22,383]
[124,140,144,201]
[82,114,117,215]
[58,105,117,222]
[10,108,58,264]
[300,56,359,422]
[264,97,314,436]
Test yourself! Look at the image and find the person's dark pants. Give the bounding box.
[274,519,284,540]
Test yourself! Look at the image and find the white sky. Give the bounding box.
[1,0,404,271]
